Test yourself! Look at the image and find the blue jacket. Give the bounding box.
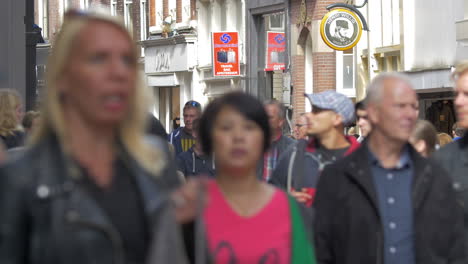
[168,127,195,156]
[176,147,215,178]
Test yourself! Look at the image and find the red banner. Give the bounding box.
[212,32,240,77]
[265,31,286,71]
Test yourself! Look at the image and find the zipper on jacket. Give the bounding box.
[66,214,126,264]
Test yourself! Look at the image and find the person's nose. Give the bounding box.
[110,56,130,80]
[455,92,466,110]
[232,127,245,143]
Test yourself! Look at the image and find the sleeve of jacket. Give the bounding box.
[176,153,188,178]
[147,136,182,191]
[313,164,339,264]
[269,144,295,190]
[434,164,467,264]
[0,166,28,264]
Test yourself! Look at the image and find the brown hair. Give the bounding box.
[410,120,438,155]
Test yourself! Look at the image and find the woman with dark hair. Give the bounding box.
[198,91,316,264]
[409,119,438,157]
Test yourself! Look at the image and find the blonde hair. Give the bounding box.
[31,7,165,175]
[452,60,468,81]
[437,133,453,147]
[0,89,22,137]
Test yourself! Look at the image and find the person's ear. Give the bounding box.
[333,113,343,127]
[366,104,379,124]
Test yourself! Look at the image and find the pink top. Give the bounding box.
[204,181,291,264]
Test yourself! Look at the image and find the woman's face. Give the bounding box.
[212,107,264,172]
[60,21,136,127]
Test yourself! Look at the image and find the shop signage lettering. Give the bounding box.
[155,51,171,72]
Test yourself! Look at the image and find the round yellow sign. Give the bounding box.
[320,8,363,51]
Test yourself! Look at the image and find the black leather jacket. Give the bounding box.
[0,134,179,264]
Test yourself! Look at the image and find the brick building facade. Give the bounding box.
[34,0,145,48]
[290,0,340,123]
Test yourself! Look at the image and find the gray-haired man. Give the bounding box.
[314,73,465,264]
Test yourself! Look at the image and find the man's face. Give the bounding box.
[367,78,418,143]
[356,109,372,137]
[265,104,284,136]
[455,73,468,129]
[338,27,349,38]
[305,106,340,137]
[183,108,200,132]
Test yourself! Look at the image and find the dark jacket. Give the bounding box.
[146,113,168,139]
[314,142,466,264]
[1,130,25,149]
[176,147,215,178]
[0,133,180,264]
[168,127,195,156]
[269,136,360,192]
[256,134,295,180]
[433,134,468,254]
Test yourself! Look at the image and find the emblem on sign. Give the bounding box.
[320,8,363,51]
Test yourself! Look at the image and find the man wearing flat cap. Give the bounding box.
[269,90,360,207]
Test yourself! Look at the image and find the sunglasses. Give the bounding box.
[64,9,91,19]
[184,100,201,108]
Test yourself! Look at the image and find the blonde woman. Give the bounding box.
[0,8,204,264]
[437,132,453,148]
[0,89,25,148]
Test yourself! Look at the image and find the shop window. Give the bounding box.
[336,49,356,97]
[140,0,147,56]
[81,0,90,9]
[38,0,49,39]
[141,0,147,41]
[111,0,117,16]
[63,0,73,11]
[267,13,285,31]
[124,0,133,30]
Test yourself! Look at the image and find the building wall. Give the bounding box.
[290,0,338,123]
[355,0,464,101]
[404,0,463,70]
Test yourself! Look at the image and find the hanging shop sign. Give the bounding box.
[212,32,240,77]
[320,8,363,51]
[265,31,286,71]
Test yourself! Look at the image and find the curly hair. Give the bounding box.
[0,89,22,137]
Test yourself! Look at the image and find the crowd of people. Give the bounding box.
[1,6,468,264]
